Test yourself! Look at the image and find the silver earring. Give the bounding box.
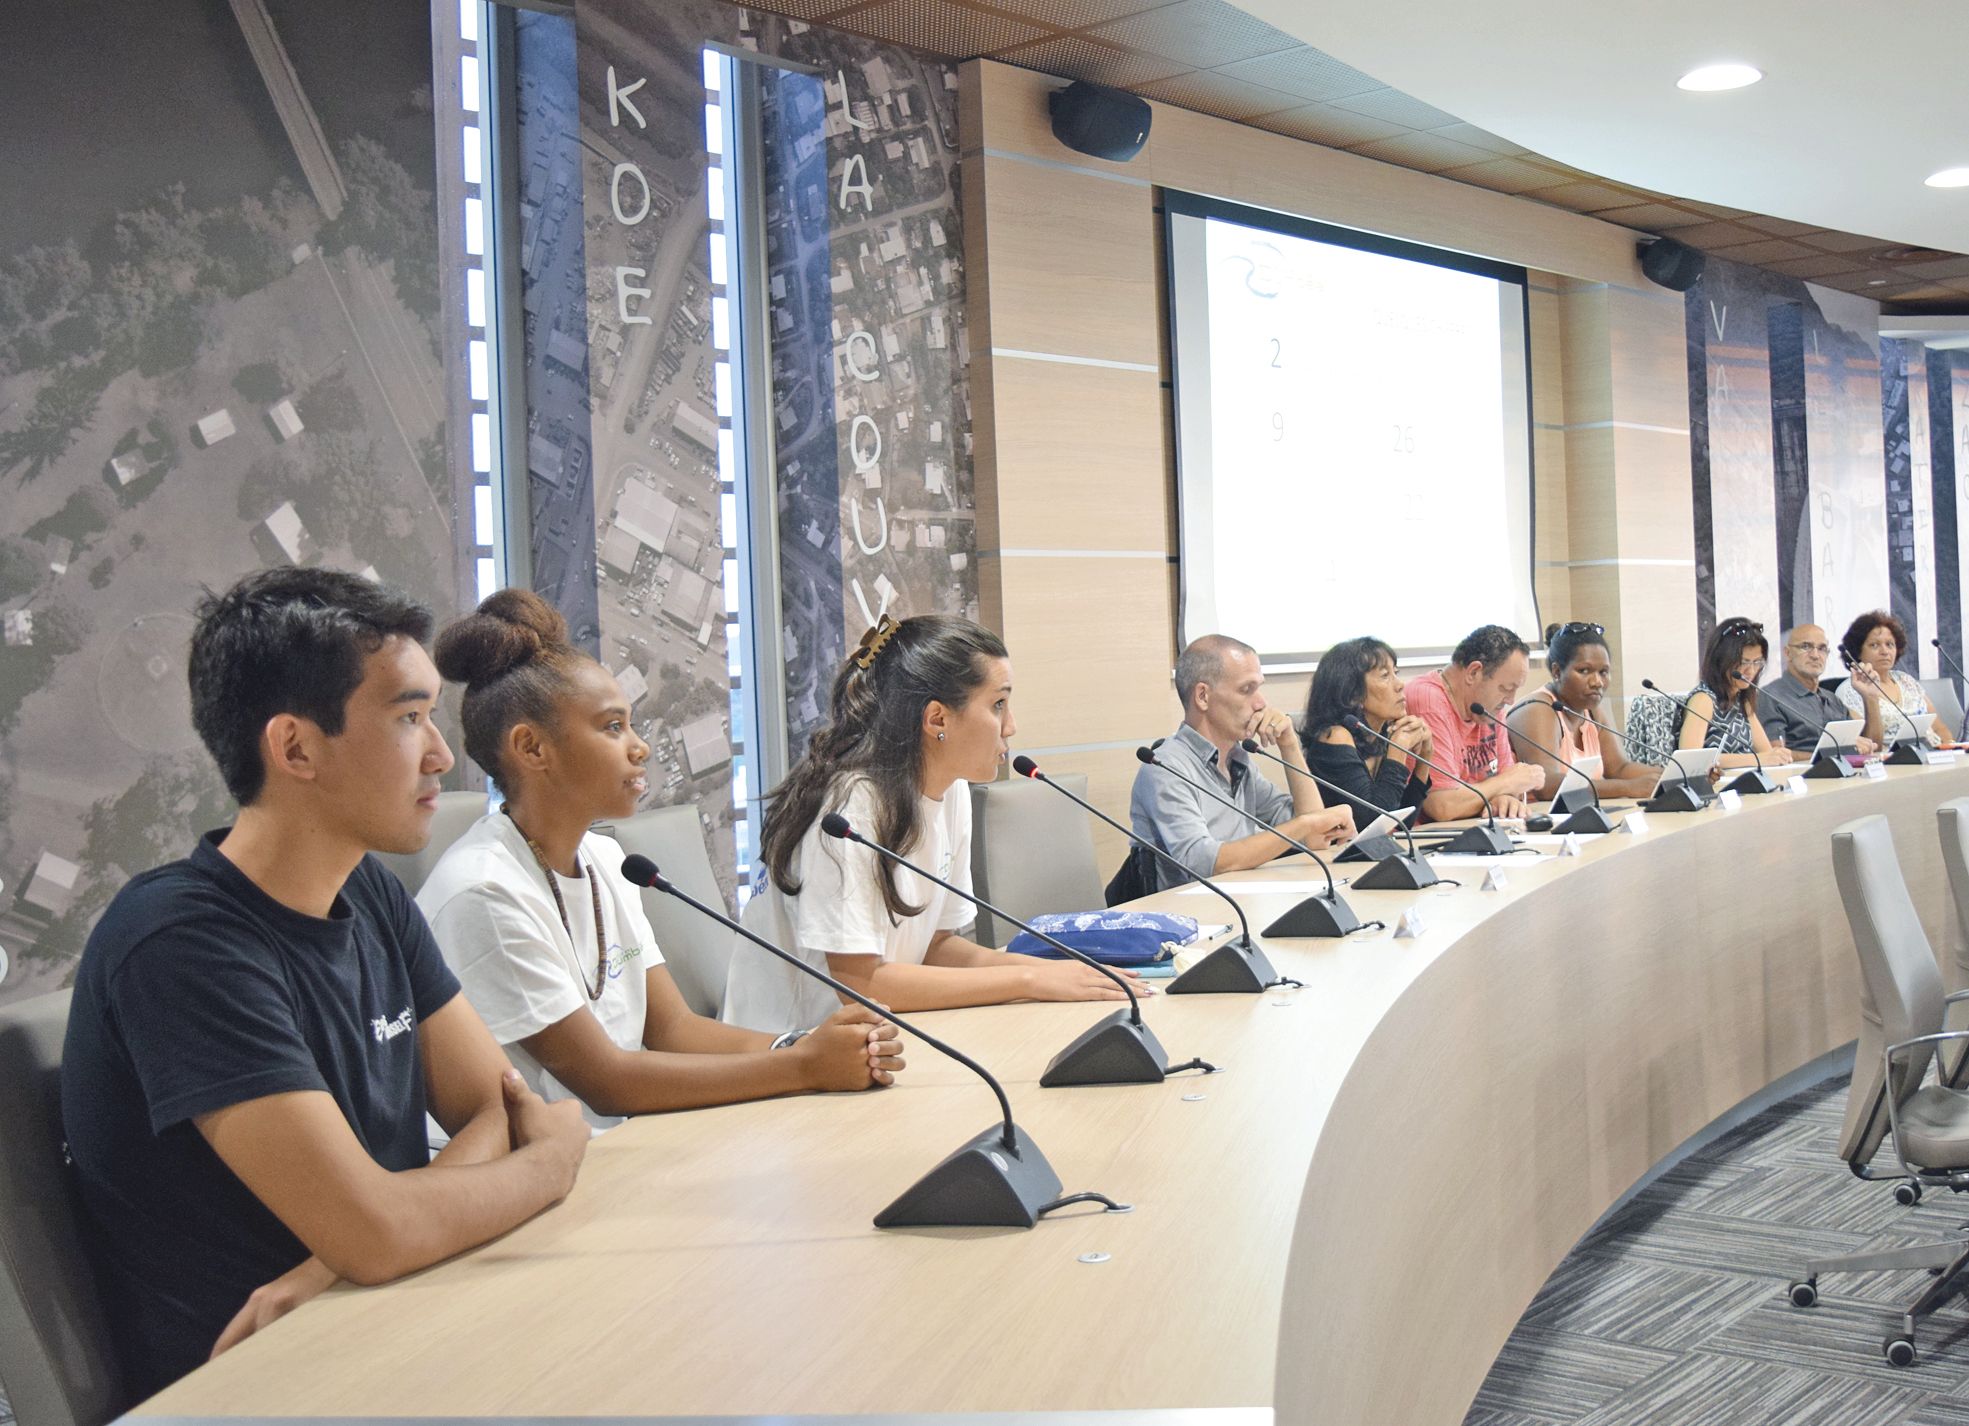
[937,732,945,742]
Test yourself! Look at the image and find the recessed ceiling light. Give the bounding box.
[1927,167,1969,188]
[1678,63,1763,92]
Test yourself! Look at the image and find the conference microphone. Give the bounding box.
[1556,701,1703,812]
[1008,754,1292,996]
[1845,655,1933,765]
[1133,744,1365,941]
[618,854,1125,1230]
[1236,737,1439,891]
[1341,714,1516,855]
[817,813,1214,1087]
[1639,678,1775,796]
[1466,701,1615,835]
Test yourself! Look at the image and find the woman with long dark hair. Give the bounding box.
[1676,615,1795,769]
[1506,622,1660,799]
[1300,635,1437,826]
[417,589,904,1131]
[723,614,1140,1033]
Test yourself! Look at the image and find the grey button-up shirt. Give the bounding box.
[1759,671,1850,752]
[1128,722,1294,891]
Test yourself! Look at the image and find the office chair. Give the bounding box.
[609,804,734,1019]
[1788,814,1969,1367]
[968,773,1100,946]
[372,789,488,896]
[0,990,126,1426]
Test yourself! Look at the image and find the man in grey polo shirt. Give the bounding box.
[1760,622,1877,755]
[1129,634,1355,892]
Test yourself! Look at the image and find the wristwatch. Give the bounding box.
[770,1028,812,1051]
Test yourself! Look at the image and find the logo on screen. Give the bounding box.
[1224,242,1283,299]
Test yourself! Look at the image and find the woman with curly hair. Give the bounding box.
[1839,609,1953,746]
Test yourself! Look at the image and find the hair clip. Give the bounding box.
[852,614,899,671]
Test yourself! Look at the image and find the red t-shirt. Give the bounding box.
[1406,670,1517,786]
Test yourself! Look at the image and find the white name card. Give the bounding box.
[1864,761,1889,781]
[1621,811,1650,835]
[1393,908,1426,939]
[1559,833,1583,858]
[1481,867,1509,892]
[1718,788,1744,812]
[1783,774,1810,796]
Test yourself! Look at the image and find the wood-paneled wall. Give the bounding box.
[960,60,1699,867]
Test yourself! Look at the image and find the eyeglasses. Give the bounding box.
[1788,641,1830,655]
[1737,658,1767,672]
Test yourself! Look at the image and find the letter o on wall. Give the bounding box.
[850,414,881,473]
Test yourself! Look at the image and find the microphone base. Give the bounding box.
[1805,753,1860,779]
[1643,780,1709,813]
[1552,786,1597,815]
[1887,742,1935,766]
[1723,768,1780,795]
[1168,936,1278,994]
[1039,1008,1169,1087]
[1351,853,1441,890]
[873,1121,1063,1230]
[1262,891,1363,938]
[1337,833,1405,863]
[1441,822,1517,855]
[1553,805,1617,835]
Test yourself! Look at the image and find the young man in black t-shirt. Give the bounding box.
[62,569,591,1402]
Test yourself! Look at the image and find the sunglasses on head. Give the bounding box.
[1718,618,1765,637]
[1556,621,1605,637]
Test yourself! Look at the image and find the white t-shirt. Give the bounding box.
[721,777,975,1033]
[417,813,665,1130]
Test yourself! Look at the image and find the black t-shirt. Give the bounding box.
[61,830,461,1402]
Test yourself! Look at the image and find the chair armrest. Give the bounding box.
[1881,1031,1969,1178]
[1945,989,1969,1006]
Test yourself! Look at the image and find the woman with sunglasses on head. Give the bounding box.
[1299,636,1437,827]
[1505,621,1661,799]
[1677,616,1796,769]
[416,590,905,1132]
[721,613,1143,1036]
[1838,609,1954,748]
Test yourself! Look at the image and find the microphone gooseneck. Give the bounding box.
[619,852,1017,1149]
[1010,754,1255,950]
[1469,700,1603,813]
[1237,735,1421,861]
[1342,713,1498,827]
[1133,744,1339,902]
[817,813,1144,1028]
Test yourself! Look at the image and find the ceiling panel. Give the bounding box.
[1087,0,1298,68]
[742,0,1968,303]
[994,33,1192,87]
[1253,101,1409,148]
[1207,46,1384,103]
[1133,67,1303,120]
[1347,129,1495,174]
[1325,85,1459,131]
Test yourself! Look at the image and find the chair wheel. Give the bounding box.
[1896,1181,1924,1206]
[1788,1280,1818,1307]
[1885,1336,1917,1367]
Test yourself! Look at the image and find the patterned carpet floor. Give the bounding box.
[1466,1073,1969,1426]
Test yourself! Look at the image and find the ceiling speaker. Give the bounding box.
[1638,237,1705,292]
[1047,81,1151,163]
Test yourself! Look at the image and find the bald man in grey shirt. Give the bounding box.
[1129,634,1354,892]
[1760,623,1878,755]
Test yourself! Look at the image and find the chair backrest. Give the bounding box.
[608,805,733,1018]
[1924,677,1966,736]
[1621,691,1679,767]
[1832,814,1949,1170]
[372,790,488,896]
[0,991,124,1426]
[1938,799,1969,993]
[967,774,1101,946]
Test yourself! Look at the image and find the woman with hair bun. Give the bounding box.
[417,588,903,1132]
[722,613,1143,1034]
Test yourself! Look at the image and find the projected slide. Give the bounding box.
[1166,196,1536,661]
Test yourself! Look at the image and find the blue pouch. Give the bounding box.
[1007,910,1201,966]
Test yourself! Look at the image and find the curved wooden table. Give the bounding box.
[136,763,1969,1424]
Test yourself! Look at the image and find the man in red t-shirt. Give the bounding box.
[1405,625,1546,822]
